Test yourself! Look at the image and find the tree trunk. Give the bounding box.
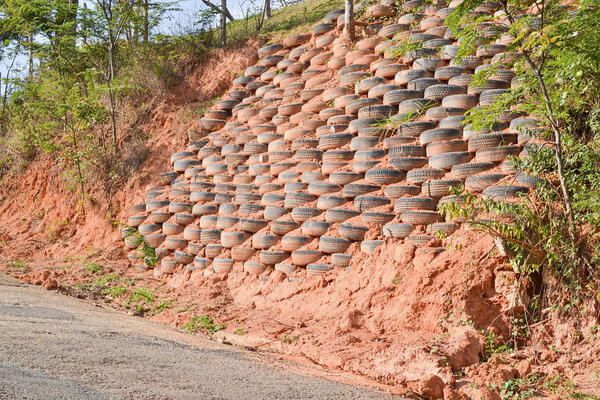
[142,0,149,42]
[263,0,271,20]
[220,0,227,47]
[106,77,118,153]
[344,0,354,41]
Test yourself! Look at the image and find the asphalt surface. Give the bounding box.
[0,273,400,400]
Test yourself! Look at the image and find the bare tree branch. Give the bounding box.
[200,0,235,21]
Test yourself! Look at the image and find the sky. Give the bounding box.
[0,0,268,80]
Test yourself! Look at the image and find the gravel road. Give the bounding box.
[0,273,400,400]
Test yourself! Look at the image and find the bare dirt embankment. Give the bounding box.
[1,41,599,400]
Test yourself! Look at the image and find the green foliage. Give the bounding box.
[234,328,247,335]
[129,288,155,304]
[7,259,28,269]
[116,223,158,268]
[149,299,176,315]
[184,315,225,334]
[102,286,127,297]
[93,273,121,287]
[84,261,103,274]
[442,0,600,305]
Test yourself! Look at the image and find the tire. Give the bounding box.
[291,207,322,222]
[516,173,546,188]
[427,222,459,235]
[291,250,323,266]
[425,106,467,122]
[448,74,473,88]
[384,185,421,198]
[216,216,239,230]
[383,136,416,148]
[429,151,472,170]
[264,205,289,220]
[325,208,361,223]
[271,220,300,235]
[450,162,495,179]
[407,78,441,92]
[382,223,415,238]
[465,173,506,192]
[319,236,351,254]
[233,76,255,86]
[345,97,381,115]
[260,250,290,265]
[323,149,354,162]
[413,57,443,72]
[390,157,429,171]
[394,196,436,213]
[294,149,323,162]
[406,234,434,246]
[343,183,381,198]
[260,54,285,67]
[148,212,171,224]
[356,77,386,95]
[339,223,369,241]
[479,89,508,106]
[312,22,334,36]
[358,104,397,120]
[421,179,462,199]
[213,258,234,273]
[205,244,223,258]
[475,145,521,163]
[331,253,352,267]
[401,210,442,225]
[234,193,262,204]
[365,168,405,185]
[379,24,409,39]
[355,195,391,211]
[426,139,467,157]
[308,181,342,196]
[383,89,423,106]
[468,79,510,95]
[245,65,268,77]
[351,136,380,151]
[164,237,188,251]
[239,218,268,233]
[375,64,406,79]
[361,211,395,224]
[482,185,529,200]
[424,84,466,101]
[319,133,354,150]
[395,69,431,85]
[306,263,334,275]
[170,202,194,213]
[360,240,384,254]
[317,195,347,210]
[468,133,517,152]
[301,171,326,184]
[284,192,317,209]
[422,38,453,49]
[396,121,436,138]
[340,72,371,88]
[420,128,462,145]
[319,108,344,120]
[329,171,364,185]
[231,246,254,262]
[199,215,218,229]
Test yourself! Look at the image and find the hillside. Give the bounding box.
[1,0,600,399]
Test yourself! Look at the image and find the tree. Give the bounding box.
[263,0,271,20]
[444,0,600,290]
[220,0,227,46]
[199,0,235,22]
[344,0,354,41]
